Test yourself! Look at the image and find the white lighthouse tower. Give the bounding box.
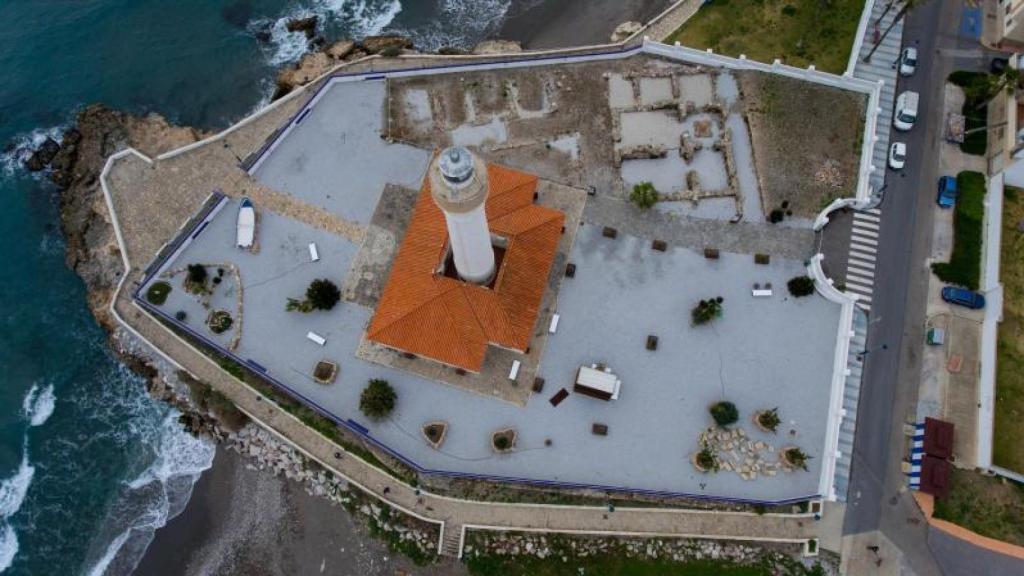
[429,147,495,285]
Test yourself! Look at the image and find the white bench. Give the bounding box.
[548,313,560,334]
[308,242,320,262]
[306,331,326,346]
[509,360,521,380]
[752,289,773,298]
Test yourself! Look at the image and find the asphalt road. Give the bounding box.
[842,1,1023,574]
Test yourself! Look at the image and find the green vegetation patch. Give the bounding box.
[933,467,1024,546]
[145,281,172,305]
[995,186,1024,472]
[931,171,985,290]
[949,71,990,156]
[666,0,864,74]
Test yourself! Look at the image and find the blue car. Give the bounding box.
[941,286,985,309]
[937,176,958,208]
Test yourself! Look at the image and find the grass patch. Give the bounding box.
[665,0,863,74]
[948,71,990,156]
[931,171,985,290]
[145,281,171,305]
[995,186,1024,472]
[933,468,1024,546]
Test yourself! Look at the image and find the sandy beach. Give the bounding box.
[136,447,463,576]
[499,0,672,49]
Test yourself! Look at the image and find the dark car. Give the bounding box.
[937,176,958,208]
[941,286,985,309]
[991,57,1009,75]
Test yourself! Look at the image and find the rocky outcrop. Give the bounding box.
[361,34,413,54]
[611,21,644,43]
[272,35,415,100]
[285,15,318,39]
[25,138,60,171]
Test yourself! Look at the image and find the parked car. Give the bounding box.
[936,175,959,208]
[941,286,985,309]
[888,142,907,170]
[899,47,918,77]
[893,91,919,131]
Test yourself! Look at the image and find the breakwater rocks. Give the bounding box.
[273,34,414,99]
[226,424,439,561]
[464,531,832,573]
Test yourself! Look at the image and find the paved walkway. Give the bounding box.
[113,275,821,556]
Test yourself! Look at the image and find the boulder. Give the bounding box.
[611,21,644,43]
[24,137,60,171]
[327,39,356,60]
[285,15,318,39]
[361,35,413,54]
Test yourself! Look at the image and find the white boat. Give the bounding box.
[236,197,255,249]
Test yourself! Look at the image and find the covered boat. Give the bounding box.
[236,197,255,249]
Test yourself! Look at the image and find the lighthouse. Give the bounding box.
[429,147,495,285]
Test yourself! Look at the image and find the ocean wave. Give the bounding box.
[0,125,66,179]
[251,0,402,66]
[0,446,35,573]
[396,0,511,52]
[83,412,214,576]
[22,383,56,427]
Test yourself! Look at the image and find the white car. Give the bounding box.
[899,47,918,77]
[889,142,907,170]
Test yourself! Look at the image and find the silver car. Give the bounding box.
[899,47,918,77]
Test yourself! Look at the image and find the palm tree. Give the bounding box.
[863,0,928,63]
[875,0,896,26]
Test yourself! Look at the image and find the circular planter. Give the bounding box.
[146,281,172,305]
[752,409,780,434]
[491,428,517,453]
[313,360,338,384]
[780,446,809,471]
[422,421,449,449]
[207,310,233,334]
[690,450,717,473]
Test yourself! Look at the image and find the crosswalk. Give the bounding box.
[844,208,882,310]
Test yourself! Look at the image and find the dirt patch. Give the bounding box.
[738,71,866,219]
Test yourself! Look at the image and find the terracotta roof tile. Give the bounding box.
[367,163,563,371]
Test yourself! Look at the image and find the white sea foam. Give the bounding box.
[0,125,66,178]
[0,446,35,573]
[83,412,214,576]
[397,0,511,51]
[22,383,56,427]
[252,0,403,66]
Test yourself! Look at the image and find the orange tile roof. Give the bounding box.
[367,164,564,372]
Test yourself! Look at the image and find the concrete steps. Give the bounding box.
[441,523,463,557]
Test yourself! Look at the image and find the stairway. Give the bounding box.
[441,523,464,558]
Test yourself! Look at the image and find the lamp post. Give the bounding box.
[857,344,888,362]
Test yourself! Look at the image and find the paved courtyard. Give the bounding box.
[142,198,842,502]
[251,80,432,226]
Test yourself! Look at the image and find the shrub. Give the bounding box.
[360,378,396,421]
[787,275,816,297]
[710,401,739,426]
[932,171,985,290]
[630,181,660,209]
[207,310,233,334]
[691,296,723,325]
[768,208,785,223]
[784,447,811,471]
[696,444,718,471]
[757,407,781,433]
[287,278,342,312]
[146,281,172,305]
[494,435,510,451]
[185,264,208,293]
[175,310,187,321]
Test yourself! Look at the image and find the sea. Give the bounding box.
[0,1,528,574]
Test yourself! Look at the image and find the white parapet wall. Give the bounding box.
[977,173,1006,471]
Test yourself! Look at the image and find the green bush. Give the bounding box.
[146,281,172,305]
[185,264,208,293]
[932,171,985,290]
[784,447,811,471]
[948,71,992,156]
[696,444,718,471]
[360,378,396,421]
[787,275,815,297]
[691,296,723,325]
[494,435,511,451]
[287,278,341,312]
[630,182,659,209]
[710,401,739,427]
[757,407,781,433]
[207,310,233,334]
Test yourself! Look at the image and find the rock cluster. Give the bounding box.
[226,424,437,556]
[464,532,814,571]
[274,35,416,99]
[698,427,787,481]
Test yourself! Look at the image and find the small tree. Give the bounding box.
[287,278,341,312]
[185,264,208,294]
[691,296,724,325]
[360,379,396,421]
[757,407,781,433]
[695,443,718,472]
[710,401,739,427]
[630,181,659,209]
[787,276,815,297]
